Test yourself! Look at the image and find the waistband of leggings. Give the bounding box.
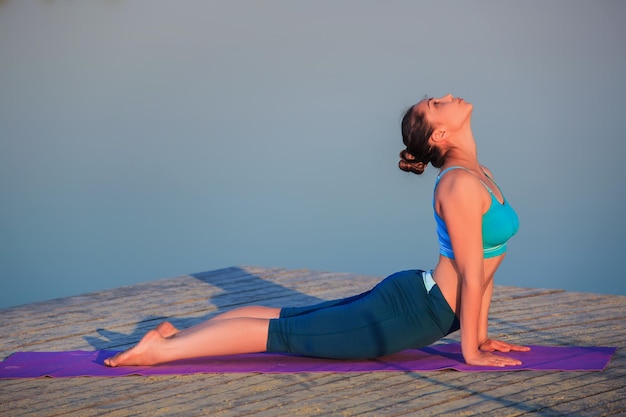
[422,270,436,293]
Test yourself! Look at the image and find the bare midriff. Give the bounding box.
[432,254,505,314]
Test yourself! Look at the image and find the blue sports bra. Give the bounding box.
[433,166,520,259]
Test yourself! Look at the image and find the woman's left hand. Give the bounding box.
[479,338,531,353]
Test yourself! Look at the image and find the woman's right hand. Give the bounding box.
[464,350,522,367]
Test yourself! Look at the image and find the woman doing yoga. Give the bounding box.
[105,94,529,368]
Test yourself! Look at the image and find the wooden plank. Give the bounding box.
[0,266,624,417]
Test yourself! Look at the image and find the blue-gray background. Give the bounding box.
[1,1,625,309]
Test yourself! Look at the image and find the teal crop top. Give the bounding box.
[433,166,519,259]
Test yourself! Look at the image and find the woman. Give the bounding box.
[105,94,529,368]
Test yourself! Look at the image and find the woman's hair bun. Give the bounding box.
[399,149,427,175]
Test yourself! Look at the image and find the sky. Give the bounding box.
[1,0,625,309]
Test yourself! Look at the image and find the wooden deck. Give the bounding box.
[1,266,625,416]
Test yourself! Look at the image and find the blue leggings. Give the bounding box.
[266,270,460,359]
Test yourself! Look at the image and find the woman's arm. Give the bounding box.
[478,275,530,354]
[477,275,494,345]
[437,170,522,367]
[436,170,487,362]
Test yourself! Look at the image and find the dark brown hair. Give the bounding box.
[398,103,445,175]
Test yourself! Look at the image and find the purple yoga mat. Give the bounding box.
[0,344,616,379]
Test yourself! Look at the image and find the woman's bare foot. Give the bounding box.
[155,321,179,338]
[104,329,168,367]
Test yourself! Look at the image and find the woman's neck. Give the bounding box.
[441,130,480,170]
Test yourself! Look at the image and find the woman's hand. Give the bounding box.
[479,338,531,353]
[463,339,530,367]
[464,350,522,367]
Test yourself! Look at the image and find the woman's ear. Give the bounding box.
[430,128,448,144]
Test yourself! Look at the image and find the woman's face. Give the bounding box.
[416,94,473,131]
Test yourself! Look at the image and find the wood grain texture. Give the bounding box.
[1,266,624,416]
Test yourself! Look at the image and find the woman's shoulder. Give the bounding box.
[436,167,485,201]
[435,165,492,215]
